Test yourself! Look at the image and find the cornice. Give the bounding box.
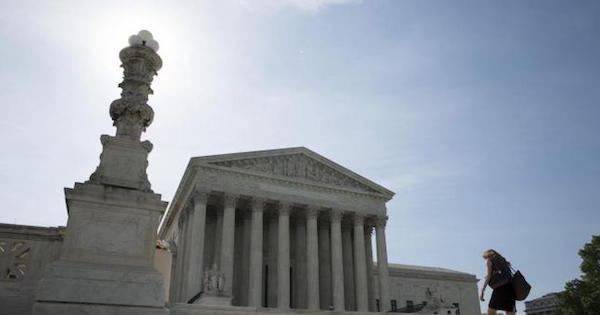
[373,265,479,283]
[0,224,65,241]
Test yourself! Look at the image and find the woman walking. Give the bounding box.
[480,249,516,315]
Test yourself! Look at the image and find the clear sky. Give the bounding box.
[1,1,599,313]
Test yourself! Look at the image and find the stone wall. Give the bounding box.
[374,263,481,315]
[0,224,64,315]
[0,223,173,315]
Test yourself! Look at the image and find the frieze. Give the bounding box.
[196,165,388,211]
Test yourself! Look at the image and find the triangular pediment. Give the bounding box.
[191,147,394,198]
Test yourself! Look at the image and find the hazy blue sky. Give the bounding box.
[1,1,599,313]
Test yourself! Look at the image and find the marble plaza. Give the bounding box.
[0,31,480,315]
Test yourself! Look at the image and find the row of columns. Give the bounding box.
[176,192,391,312]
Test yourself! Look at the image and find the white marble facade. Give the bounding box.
[159,147,395,312]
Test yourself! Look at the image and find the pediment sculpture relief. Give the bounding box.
[210,154,378,193]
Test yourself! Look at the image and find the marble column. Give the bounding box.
[175,210,189,302]
[306,207,320,310]
[318,221,332,310]
[240,210,252,305]
[220,194,237,297]
[294,218,307,308]
[353,214,369,311]
[375,216,391,312]
[330,210,345,311]
[183,193,208,302]
[364,225,376,312]
[277,203,291,309]
[342,225,355,310]
[248,198,264,307]
[213,211,223,268]
[267,216,278,307]
[193,194,209,292]
[179,207,193,301]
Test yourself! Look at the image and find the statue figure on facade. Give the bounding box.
[418,286,458,314]
[203,264,225,296]
[424,287,442,308]
[195,263,231,306]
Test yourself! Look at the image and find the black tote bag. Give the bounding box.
[511,269,531,301]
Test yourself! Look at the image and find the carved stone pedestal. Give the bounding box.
[89,135,154,191]
[33,30,168,315]
[32,183,168,314]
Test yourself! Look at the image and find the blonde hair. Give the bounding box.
[482,249,499,259]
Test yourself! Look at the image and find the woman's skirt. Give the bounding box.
[489,283,516,312]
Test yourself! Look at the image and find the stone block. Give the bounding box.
[33,182,168,312]
[89,135,153,191]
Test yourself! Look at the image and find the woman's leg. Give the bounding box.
[487,308,497,315]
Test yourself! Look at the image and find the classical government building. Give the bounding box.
[524,293,559,315]
[0,31,480,315]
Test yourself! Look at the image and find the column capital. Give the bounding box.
[278,201,292,216]
[177,204,191,229]
[251,197,266,212]
[330,209,344,222]
[306,206,320,219]
[354,213,365,225]
[223,193,238,208]
[192,191,209,205]
[375,215,388,228]
[363,215,376,227]
[183,202,194,216]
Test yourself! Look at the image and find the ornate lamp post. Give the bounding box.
[33,31,169,315]
[90,30,162,191]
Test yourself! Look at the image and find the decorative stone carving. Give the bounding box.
[211,154,378,193]
[306,206,320,218]
[110,36,162,141]
[278,202,292,215]
[178,203,194,230]
[419,285,458,313]
[330,209,344,221]
[192,191,209,205]
[354,213,365,225]
[88,31,162,192]
[251,197,266,212]
[223,193,238,208]
[0,240,30,280]
[202,264,225,296]
[375,215,388,228]
[33,32,169,314]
